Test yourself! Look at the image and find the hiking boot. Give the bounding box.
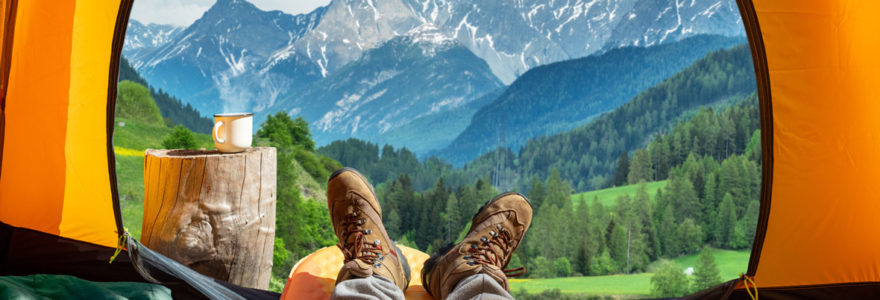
[328,167,411,291]
[421,192,533,299]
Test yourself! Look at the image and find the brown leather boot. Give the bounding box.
[421,192,533,299]
[328,167,411,291]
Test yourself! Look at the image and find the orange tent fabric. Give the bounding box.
[737,0,880,290]
[0,0,121,248]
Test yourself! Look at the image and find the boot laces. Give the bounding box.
[337,211,385,267]
[464,224,526,277]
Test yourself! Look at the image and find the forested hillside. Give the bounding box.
[118,57,213,133]
[436,35,746,165]
[321,44,756,193]
[519,98,761,280]
[517,44,755,190]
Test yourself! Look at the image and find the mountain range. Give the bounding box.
[124,0,745,159]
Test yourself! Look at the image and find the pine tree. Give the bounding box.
[692,247,722,291]
[677,218,703,254]
[650,139,671,180]
[740,200,760,247]
[628,149,654,184]
[613,152,630,186]
[667,174,701,222]
[702,173,718,239]
[444,194,461,243]
[716,193,737,248]
[545,168,571,208]
[660,205,679,257]
[608,215,628,271]
[386,208,401,238]
[529,176,545,210]
[574,197,593,274]
[635,183,660,260]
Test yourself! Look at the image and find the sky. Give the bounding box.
[130,0,331,27]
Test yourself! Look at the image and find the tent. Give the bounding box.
[1,0,879,299]
[695,0,880,298]
[0,0,277,298]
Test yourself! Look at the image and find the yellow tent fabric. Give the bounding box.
[0,0,123,248]
[737,0,880,290]
[281,245,432,300]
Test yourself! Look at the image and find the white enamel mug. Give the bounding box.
[213,113,253,153]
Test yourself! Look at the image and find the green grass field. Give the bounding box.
[113,117,213,151]
[509,248,750,297]
[571,180,667,207]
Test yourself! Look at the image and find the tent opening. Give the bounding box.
[114,0,760,298]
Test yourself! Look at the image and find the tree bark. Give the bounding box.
[142,147,276,289]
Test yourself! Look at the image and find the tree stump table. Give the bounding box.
[141,147,276,289]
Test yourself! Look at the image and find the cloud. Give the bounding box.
[130,0,331,27]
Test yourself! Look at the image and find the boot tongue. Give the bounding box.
[478,264,510,291]
[336,260,373,283]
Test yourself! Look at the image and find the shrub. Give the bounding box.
[650,260,689,297]
[161,125,197,149]
[116,80,163,126]
[553,257,572,277]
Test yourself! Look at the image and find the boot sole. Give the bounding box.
[329,167,378,203]
[420,191,531,296]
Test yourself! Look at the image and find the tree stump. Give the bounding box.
[141,147,276,289]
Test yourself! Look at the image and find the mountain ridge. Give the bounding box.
[435,35,746,165]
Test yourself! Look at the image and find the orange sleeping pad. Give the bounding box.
[281,245,433,300]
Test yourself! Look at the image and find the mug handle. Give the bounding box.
[213,121,225,144]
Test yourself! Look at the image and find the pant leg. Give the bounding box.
[330,275,406,300]
[446,274,515,300]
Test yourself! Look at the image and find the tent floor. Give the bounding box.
[0,221,279,300]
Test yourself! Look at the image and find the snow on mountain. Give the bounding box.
[123,20,183,62]
[604,0,743,48]
[271,35,503,145]
[125,0,745,148]
[279,0,743,84]
[129,0,326,116]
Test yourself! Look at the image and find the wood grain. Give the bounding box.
[142,148,276,289]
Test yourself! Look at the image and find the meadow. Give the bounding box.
[509,248,750,297]
[571,180,667,207]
